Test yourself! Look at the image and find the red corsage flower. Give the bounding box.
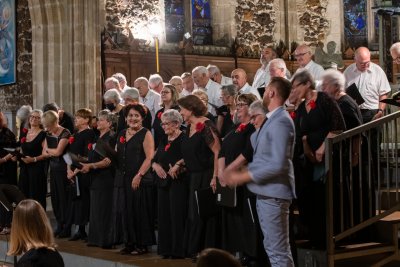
[164,143,171,152]
[289,111,296,120]
[87,143,93,150]
[157,111,163,119]
[22,128,28,134]
[69,136,75,144]
[119,136,126,144]
[235,123,247,133]
[196,122,205,132]
[20,137,27,143]
[308,100,316,110]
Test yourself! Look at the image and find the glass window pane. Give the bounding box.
[192,0,213,45]
[343,0,368,48]
[165,0,185,43]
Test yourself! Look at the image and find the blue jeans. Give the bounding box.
[256,196,294,267]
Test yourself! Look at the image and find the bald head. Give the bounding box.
[354,47,371,72]
[231,68,247,89]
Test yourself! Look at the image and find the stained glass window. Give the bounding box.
[192,0,213,45]
[343,0,368,48]
[164,0,185,43]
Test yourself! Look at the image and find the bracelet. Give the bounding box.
[34,157,37,162]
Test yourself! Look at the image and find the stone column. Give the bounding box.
[28,0,105,113]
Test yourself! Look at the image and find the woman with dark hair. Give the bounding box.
[7,199,64,267]
[152,84,180,147]
[152,109,187,259]
[80,110,116,248]
[290,70,345,248]
[217,93,261,261]
[112,104,156,255]
[216,84,237,138]
[41,110,71,238]
[19,109,47,209]
[67,108,96,241]
[178,95,221,261]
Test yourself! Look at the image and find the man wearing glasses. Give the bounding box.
[293,44,324,83]
[390,42,400,65]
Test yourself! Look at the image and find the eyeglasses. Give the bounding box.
[236,102,248,108]
[358,61,370,67]
[393,56,400,64]
[160,91,171,95]
[250,114,263,121]
[161,121,175,127]
[295,52,309,58]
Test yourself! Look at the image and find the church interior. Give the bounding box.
[2,0,400,267]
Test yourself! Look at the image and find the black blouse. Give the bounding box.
[17,247,64,267]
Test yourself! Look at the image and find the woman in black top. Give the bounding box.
[291,70,346,248]
[152,84,180,147]
[152,109,187,259]
[80,110,116,248]
[217,93,258,258]
[112,104,155,255]
[19,109,47,209]
[42,110,71,238]
[216,84,237,138]
[67,109,95,241]
[8,199,64,267]
[178,95,221,261]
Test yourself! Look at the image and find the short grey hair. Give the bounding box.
[98,109,115,124]
[16,105,32,120]
[221,84,237,96]
[321,69,346,92]
[390,42,400,57]
[249,100,267,115]
[192,66,208,76]
[112,73,127,83]
[169,76,182,83]
[103,88,122,103]
[121,87,140,101]
[206,64,220,75]
[31,109,43,117]
[161,109,183,126]
[149,74,163,84]
[269,58,287,73]
[105,77,120,88]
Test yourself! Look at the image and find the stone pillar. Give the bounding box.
[28,0,105,113]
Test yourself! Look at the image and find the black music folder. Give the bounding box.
[257,87,265,99]
[46,135,58,149]
[216,182,237,208]
[94,139,117,161]
[194,187,219,218]
[380,90,400,107]
[346,83,365,105]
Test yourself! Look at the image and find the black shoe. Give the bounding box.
[101,245,112,249]
[120,247,134,255]
[69,231,87,241]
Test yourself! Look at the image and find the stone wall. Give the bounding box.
[0,0,32,112]
[235,0,276,57]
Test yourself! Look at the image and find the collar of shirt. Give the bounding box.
[266,106,281,119]
[351,63,372,74]
[204,78,213,91]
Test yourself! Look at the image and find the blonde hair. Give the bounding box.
[41,110,59,127]
[8,199,56,255]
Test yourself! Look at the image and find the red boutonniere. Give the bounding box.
[69,136,75,144]
[308,100,316,110]
[157,111,163,119]
[21,137,27,143]
[289,111,296,120]
[235,123,247,133]
[22,128,28,134]
[87,143,93,151]
[119,136,126,144]
[196,122,205,132]
[164,143,171,152]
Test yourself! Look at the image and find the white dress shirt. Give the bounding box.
[139,89,161,124]
[220,75,233,86]
[343,62,391,110]
[239,83,261,99]
[294,60,325,82]
[252,66,270,91]
[204,79,223,116]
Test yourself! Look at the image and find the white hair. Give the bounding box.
[112,73,127,83]
[269,58,287,73]
[206,64,220,75]
[149,74,163,84]
[16,105,32,120]
[192,66,208,76]
[390,42,400,57]
[103,88,122,103]
[321,69,346,92]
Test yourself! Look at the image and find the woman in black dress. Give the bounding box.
[216,84,237,138]
[217,93,259,259]
[152,84,180,147]
[112,104,156,255]
[80,110,116,248]
[8,199,64,267]
[291,70,346,248]
[178,95,221,261]
[152,109,187,259]
[67,108,95,241]
[41,110,71,238]
[19,109,47,209]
